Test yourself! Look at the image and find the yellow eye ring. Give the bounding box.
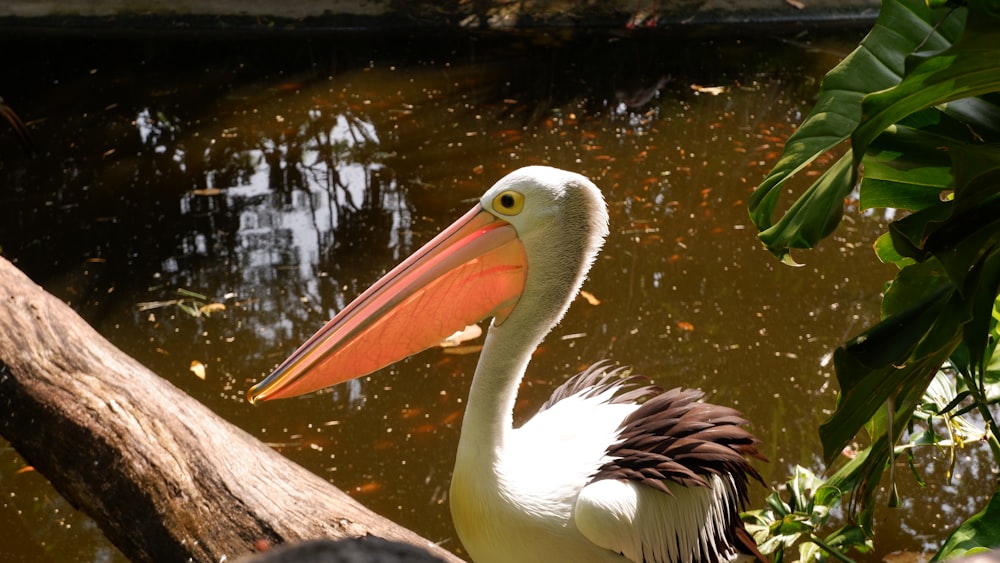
[492,190,524,216]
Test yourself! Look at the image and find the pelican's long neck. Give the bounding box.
[459,304,549,450]
[455,170,609,469]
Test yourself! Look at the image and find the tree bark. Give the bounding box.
[0,256,462,563]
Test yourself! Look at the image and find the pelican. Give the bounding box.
[249,166,767,563]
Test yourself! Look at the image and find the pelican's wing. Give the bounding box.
[574,388,767,563]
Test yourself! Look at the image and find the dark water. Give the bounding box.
[0,28,992,562]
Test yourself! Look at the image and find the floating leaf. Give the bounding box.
[189,360,207,380]
[176,287,209,300]
[438,324,483,348]
[579,290,601,306]
[199,302,227,316]
[690,84,726,96]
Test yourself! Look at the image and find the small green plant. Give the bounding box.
[744,465,871,563]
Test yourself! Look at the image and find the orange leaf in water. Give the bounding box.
[409,423,438,437]
[442,344,483,356]
[442,409,464,426]
[189,360,207,380]
[400,407,425,419]
[354,481,382,495]
[191,188,222,196]
[199,302,226,316]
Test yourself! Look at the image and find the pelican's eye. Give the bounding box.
[492,190,524,216]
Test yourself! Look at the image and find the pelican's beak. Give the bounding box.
[248,206,527,403]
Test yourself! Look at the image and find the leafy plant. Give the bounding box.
[744,465,872,563]
[747,0,1000,559]
[745,366,1000,562]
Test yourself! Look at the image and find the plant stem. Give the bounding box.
[958,370,1000,469]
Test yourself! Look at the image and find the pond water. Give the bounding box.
[0,27,993,562]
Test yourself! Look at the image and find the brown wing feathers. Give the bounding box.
[595,387,765,498]
[539,360,662,412]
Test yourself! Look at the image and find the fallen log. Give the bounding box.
[0,256,462,563]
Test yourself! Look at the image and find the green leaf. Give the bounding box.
[886,167,1000,287]
[852,53,1000,169]
[849,367,939,521]
[786,465,824,513]
[887,202,955,261]
[938,96,1000,140]
[176,287,209,300]
[823,524,873,554]
[932,491,1000,561]
[852,0,1000,171]
[754,154,854,261]
[776,516,814,535]
[874,232,915,268]
[957,245,1000,377]
[858,123,955,210]
[880,258,953,319]
[749,0,1000,547]
[767,492,791,517]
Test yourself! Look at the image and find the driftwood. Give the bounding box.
[0,256,462,563]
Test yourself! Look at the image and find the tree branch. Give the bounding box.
[0,256,461,563]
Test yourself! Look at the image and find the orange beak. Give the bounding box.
[247,206,527,403]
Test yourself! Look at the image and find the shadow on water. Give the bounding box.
[0,28,993,562]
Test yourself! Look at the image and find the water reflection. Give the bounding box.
[1,29,992,563]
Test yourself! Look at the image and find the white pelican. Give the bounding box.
[249,166,767,563]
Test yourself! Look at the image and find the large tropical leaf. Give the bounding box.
[851,7,1000,170]
[747,0,964,261]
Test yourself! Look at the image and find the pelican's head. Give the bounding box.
[478,165,608,252]
[248,166,608,403]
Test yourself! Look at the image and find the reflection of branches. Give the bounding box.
[106,96,410,373]
[302,120,350,208]
[325,166,396,293]
[302,109,383,212]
